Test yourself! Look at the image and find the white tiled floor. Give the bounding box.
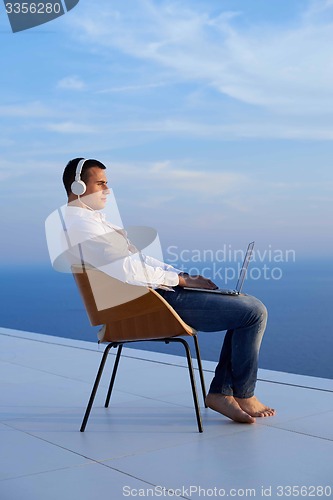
[0,327,332,500]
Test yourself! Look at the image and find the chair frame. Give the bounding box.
[70,264,208,433]
[80,334,207,433]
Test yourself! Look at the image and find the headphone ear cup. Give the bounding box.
[71,180,86,196]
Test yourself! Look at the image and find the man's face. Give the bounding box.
[82,166,110,210]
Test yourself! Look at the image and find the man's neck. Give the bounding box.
[67,198,94,211]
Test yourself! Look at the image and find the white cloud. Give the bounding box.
[57,76,86,91]
[69,0,333,116]
[110,159,249,200]
[46,121,99,134]
[108,117,333,141]
[108,159,333,222]
[0,171,15,181]
[0,101,51,117]
[97,82,167,94]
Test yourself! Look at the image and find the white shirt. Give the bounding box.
[63,206,180,289]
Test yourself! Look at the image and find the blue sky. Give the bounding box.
[1,0,333,266]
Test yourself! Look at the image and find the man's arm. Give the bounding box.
[65,215,218,289]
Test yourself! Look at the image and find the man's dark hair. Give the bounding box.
[63,158,107,196]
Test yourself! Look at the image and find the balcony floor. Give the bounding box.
[0,327,332,500]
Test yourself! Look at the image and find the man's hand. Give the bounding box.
[178,274,218,290]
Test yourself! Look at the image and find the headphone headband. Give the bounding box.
[71,158,88,196]
[75,158,86,181]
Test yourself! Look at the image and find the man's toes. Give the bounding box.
[257,407,276,417]
[205,394,256,424]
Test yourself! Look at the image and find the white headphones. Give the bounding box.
[71,158,88,196]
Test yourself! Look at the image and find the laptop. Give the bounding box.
[183,241,255,295]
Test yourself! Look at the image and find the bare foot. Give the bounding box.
[234,396,276,417]
[205,394,256,424]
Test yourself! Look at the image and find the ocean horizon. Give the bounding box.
[0,258,332,380]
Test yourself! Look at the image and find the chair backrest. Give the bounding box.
[72,265,195,342]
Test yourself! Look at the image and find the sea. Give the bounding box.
[0,259,332,380]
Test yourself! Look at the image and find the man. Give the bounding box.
[62,157,275,424]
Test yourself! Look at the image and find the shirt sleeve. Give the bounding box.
[123,252,180,288]
[65,218,180,289]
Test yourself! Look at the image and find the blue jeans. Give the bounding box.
[157,287,267,398]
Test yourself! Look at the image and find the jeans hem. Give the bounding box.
[208,389,255,398]
[233,392,255,399]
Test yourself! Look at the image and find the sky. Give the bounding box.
[1,0,333,267]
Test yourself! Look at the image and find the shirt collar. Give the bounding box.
[64,205,122,228]
[65,205,104,221]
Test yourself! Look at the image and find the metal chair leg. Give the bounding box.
[80,342,114,432]
[164,338,203,433]
[193,334,207,407]
[81,337,203,433]
[105,344,123,408]
[176,338,203,433]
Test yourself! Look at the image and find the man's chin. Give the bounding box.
[96,202,107,210]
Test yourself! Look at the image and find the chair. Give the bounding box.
[72,265,207,433]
